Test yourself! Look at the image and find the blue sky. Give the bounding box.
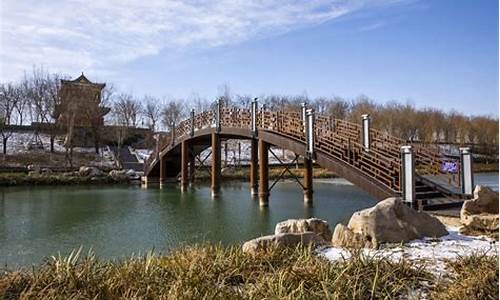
[1,0,498,116]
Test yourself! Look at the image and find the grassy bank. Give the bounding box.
[0,245,497,299]
[0,173,129,187]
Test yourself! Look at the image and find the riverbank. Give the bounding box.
[0,172,131,186]
[0,166,335,187]
[0,243,496,299]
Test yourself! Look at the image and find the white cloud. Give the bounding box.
[0,0,406,81]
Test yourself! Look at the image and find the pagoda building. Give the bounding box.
[55,73,110,127]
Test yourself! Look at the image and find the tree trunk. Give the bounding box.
[50,136,55,152]
[3,137,7,155]
[94,138,99,154]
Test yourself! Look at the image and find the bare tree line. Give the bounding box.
[1,69,497,158]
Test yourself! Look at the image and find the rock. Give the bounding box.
[125,169,140,179]
[79,166,103,177]
[109,169,128,181]
[461,185,499,216]
[460,186,499,233]
[41,168,53,174]
[242,232,325,255]
[275,218,332,242]
[461,214,498,231]
[332,197,447,248]
[27,164,40,172]
[331,224,369,248]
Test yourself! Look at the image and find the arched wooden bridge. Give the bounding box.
[144,101,473,208]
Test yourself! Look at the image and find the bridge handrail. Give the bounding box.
[145,105,460,191]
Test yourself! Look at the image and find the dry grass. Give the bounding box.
[1,245,497,299]
[430,252,499,300]
[1,244,432,300]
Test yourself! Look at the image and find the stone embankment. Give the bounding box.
[0,165,141,186]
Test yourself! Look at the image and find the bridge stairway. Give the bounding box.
[416,179,464,211]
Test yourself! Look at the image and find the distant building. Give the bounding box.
[55,73,110,127]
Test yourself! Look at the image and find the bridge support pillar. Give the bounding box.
[250,138,258,197]
[258,139,269,206]
[181,140,189,192]
[189,147,196,185]
[211,133,221,198]
[159,155,166,187]
[303,157,313,204]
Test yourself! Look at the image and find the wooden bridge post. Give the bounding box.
[258,139,269,206]
[159,155,166,186]
[211,132,221,197]
[303,157,313,204]
[401,145,415,205]
[190,109,195,137]
[250,138,259,197]
[304,108,315,203]
[181,140,189,192]
[189,150,196,185]
[460,147,474,196]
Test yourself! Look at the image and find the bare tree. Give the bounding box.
[217,83,232,106]
[0,83,21,155]
[142,95,162,132]
[113,93,142,127]
[161,100,185,131]
[24,67,64,152]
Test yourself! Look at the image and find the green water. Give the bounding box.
[0,179,377,267]
[1,173,496,267]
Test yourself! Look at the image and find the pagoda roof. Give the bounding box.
[61,72,105,88]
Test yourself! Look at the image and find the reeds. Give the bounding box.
[0,244,446,299]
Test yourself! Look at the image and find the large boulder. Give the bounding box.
[460,185,499,233]
[242,232,325,255]
[79,166,103,177]
[332,197,448,248]
[274,218,332,242]
[331,224,368,248]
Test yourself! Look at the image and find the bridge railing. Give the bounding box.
[144,105,460,192]
[314,115,461,189]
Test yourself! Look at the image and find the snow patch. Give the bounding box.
[320,226,498,276]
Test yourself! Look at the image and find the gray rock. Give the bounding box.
[27,164,40,172]
[242,232,325,255]
[41,168,53,174]
[460,185,499,232]
[79,166,103,177]
[274,218,332,242]
[332,197,448,248]
[108,169,128,181]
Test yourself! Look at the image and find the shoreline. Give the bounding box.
[0,167,337,187]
